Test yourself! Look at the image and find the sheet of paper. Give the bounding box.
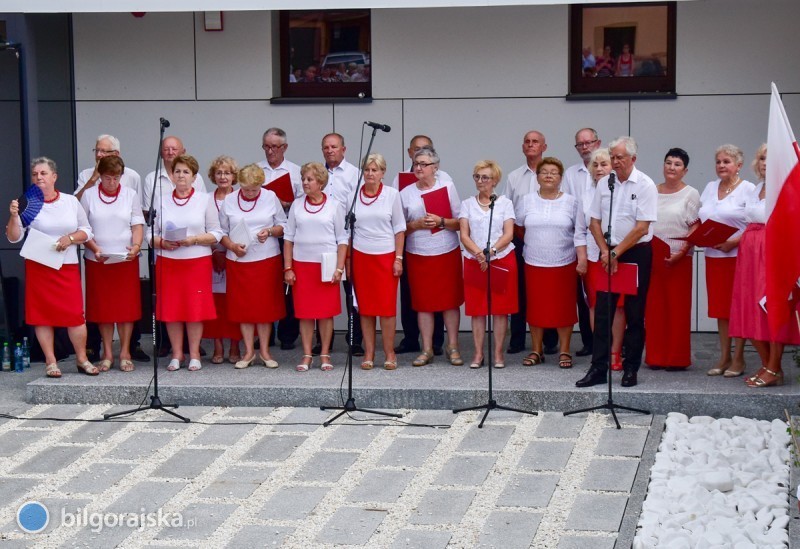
[163,222,187,242]
[20,227,66,270]
[99,252,133,265]
[321,252,345,282]
[229,219,254,248]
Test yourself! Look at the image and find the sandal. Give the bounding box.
[119,359,135,372]
[296,354,313,372]
[97,359,112,372]
[522,351,544,366]
[45,363,62,378]
[445,345,464,366]
[469,358,485,369]
[77,361,100,376]
[412,350,434,367]
[228,354,242,364]
[558,352,573,369]
[167,358,183,371]
[320,354,333,372]
[747,367,783,388]
[384,360,397,370]
[611,352,623,371]
[188,359,202,371]
[360,360,374,370]
[211,355,224,364]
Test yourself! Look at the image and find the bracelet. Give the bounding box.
[283,267,293,272]
[395,255,403,262]
[439,218,446,229]
[267,227,272,238]
[68,235,75,243]
[336,268,345,274]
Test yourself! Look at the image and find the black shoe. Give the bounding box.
[280,341,296,351]
[394,340,421,354]
[621,370,638,387]
[157,347,170,358]
[86,348,98,361]
[132,345,150,362]
[544,344,559,355]
[351,344,365,357]
[575,346,593,357]
[507,344,525,354]
[432,346,443,356]
[575,368,607,388]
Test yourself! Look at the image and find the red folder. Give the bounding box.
[463,258,510,294]
[651,236,671,260]
[398,172,417,191]
[421,186,452,234]
[264,173,294,203]
[589,260,638,296]
[675,219,736,248]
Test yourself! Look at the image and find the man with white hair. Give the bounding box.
[142,135,206,216]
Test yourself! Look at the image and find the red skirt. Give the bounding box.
[525,262,578,328]
[25,260,84,327]
[406,249,464,312]
[85,259,141,323]
[352,250,398,317]
[463,253,519,316]
[645,254,693,368]
[155,256,216,322]
[705,256,737,319]
[226,255,286,323]
[585,260,625,308]
[729,224,800,344]
[293,260,342,319]
[203,293,241,339]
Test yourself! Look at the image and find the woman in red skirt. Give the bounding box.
[459,160,517,369]
[349,154,406,370]
[698,144,756,377]
[400,147,464,367]
[6,157,94,378]
[152,155,223,372]
[284,162,347,371]
[219,164,286,370]
[515,157,580,368]
[80,155,144,372]
[645,148,700,369]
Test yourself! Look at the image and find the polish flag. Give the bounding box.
[765,82,800,334]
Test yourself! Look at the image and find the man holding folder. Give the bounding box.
[576,136,657,388]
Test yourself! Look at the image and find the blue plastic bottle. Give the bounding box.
[1,342,10,372]
[14,342,23,373]
[22,337,30,369]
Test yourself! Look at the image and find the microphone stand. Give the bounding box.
[454,194,537,428]
[563,172,648,429]
[321,124,402,426]
[105,119,188,423]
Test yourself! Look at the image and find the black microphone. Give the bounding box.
[160,117,170,128]
[608,171,616,191]
[489,193,498,203]
[365,121,391,132]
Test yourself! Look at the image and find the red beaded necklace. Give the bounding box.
[304,193,327,214]
[98,183,121,205]
[237,189,260,212]
[360,183,383,206]
[44,190,60,204]
[172,187,194,206]
[214,188,231,213]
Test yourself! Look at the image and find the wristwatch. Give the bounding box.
[609,249,617,259]
[439,218,446,229]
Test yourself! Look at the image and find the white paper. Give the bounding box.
[321,252,345,282]
[229,219,254,248]
[759,295,767,314]
[20,227,66,270]
[163,222,187,242]
[99,252,134,265]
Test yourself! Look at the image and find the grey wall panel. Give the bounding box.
[0,103,23,198]
[36,100,76,190]
[332,100,404,175]
[29,14,71,102]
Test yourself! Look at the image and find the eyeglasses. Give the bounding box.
[610,154,630,162]
[93,148,117,155]
[538,170,561,177]
[574,139,598,149]
[472,174,493,183]
[262,144,286,151]
[215,171,233,177]
[412,162,436,169]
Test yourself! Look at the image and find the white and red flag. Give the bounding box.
[765,82,800,333]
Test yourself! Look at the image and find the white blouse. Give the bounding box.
[284,194,348,263]
[653,185,701,255]
[744,182,766,224]
[219,189,287,263]
[576,184,599,261]
[401,180,462,256]
[517,192,581,267]
[458,195,515,260]
[9,192,93,265]
[80,185,145,261]
[151,190,222,260]
[698,179,756,258]
[350,185,406,255]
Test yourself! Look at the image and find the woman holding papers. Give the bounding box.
[644,148,700,369]
[203,156,242,364]
[400,147,463,367]
[80,155,144,373]
[347,154,406,370]
[283,162,347,372]
[459,160,517,369]
[219,164,286,370]
[730,145,800,387]
[699,144,756,377]
[6,157,94,378]
[152,155,223,372]
[516,157,581,369]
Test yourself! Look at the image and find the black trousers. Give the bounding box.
[591,243,652,373]
[576,276,593,349]
[277,238,299,345]
[398,256,444,348]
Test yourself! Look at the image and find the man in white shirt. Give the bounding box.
[563,128,602,358]
[390,135,453,189]
[257,127,302,208]
[576,136,657,389]
[142,135,206,217]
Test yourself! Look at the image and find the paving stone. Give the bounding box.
[581,459,639,492]
[517,440,575,471]
[349,469,416,503]
[23,404,88,427]
[595,428,648,457]
[222,407,276,418]
[404,410,456,435]
[496,474,559,508]
[322,424,383,450]
[61,463,136,494]
[458,424,515,452]
[534,412,586,438]
[258,486,330,520]
[293,451,360,483]
[391,529,452,549]
[106,431,177,460]
[189,423,255,447]
[272,408,332,432]
[478,510,541,549]
[616,414,653,427]
[151,448,224,479]
[240,434,306,461]
[564,493,629,532]
[0,539,32,549]
[435,455,497,486]
[63,420,130,443]
[410,490,475,525]
[315,506,386,545]
[0,429,48,457]
[378,437,439,468]
[0,478,38,508]
[557,535,616,549]
[156,502,237,540]
[12,445,87,474]
[226,525,294,548]
[198,465,275,499]
[107,480,186,513]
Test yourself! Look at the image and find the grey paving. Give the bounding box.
[379,436,440,467]
[156,502,237,540]
[189,422,255,446]
[391,529,453,548]
[322,424,383,450]
[348,469,416,503]
[410,489,476,525]
[61,462,137,494]
[564,493,630,532]
[292,450,360,483]
[315,506,387,545]
[478,510,542,549]
[62,420,129,443]
[0,429,48,456]
[258,486,330,520]
[595,427,649,457]
[496,474,559,508]
[581,459,639,492]
[557,535,616,549]
[198,465,275,499]
[534,412,586,438]
[106,431,177,460]
[435,454,498,486]
[150,448,224,479]
[518,440,575,471]
[12,445,87,475]
[240,434,307,462]
[458,424,515,452]
[226,525,294,548]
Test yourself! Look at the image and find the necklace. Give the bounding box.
[304,193,327,214]
[360,183,383,206]
[172,188,194,206]
[44,190,60,204]
[214,188,231,212]
[476,195,491,207]
[98,184,121,205]
[724,177,741,195]
[237,189,260,212]
[537,190,562,200]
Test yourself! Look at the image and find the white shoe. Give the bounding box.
[188,359,202,371]
[167,359,182,371]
